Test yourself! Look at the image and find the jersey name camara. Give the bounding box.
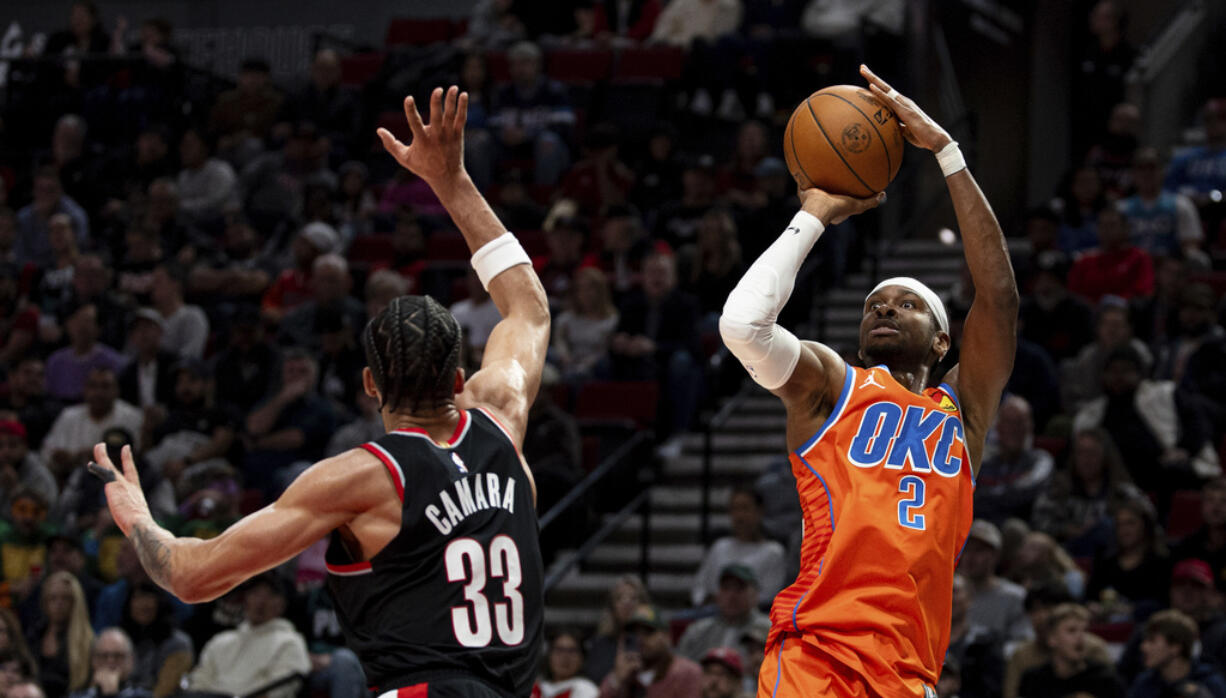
[425,471,518,535]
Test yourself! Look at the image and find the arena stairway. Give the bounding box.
[543,237,978,632]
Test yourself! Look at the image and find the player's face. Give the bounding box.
[701,663,739,698]
[860,287,943,370]
[1140,633,1180,670]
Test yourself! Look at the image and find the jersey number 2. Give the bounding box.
[897,475,926,530]
[445,535,525,648]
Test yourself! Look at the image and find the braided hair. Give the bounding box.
[362,295,463,413]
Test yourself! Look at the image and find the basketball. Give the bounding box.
[783,84,905,198]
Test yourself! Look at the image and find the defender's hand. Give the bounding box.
[377,86,469,187]
[87,443,151,537]
[860,64,953,152]
[799,186,885,226]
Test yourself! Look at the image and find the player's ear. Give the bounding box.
[932,331,951,360]
[362,367,381,401]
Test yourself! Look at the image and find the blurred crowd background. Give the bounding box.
[0,1,1224,697]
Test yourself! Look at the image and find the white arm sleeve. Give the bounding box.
[719,211,825,390]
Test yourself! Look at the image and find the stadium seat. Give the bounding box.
[339,52,385,87]
[575,381,658,428]
[384,18,455,46]
[1167,490,1205,539]
[546,48,614,84]
[612,45,685,83]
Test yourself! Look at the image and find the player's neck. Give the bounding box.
[884,366,930,394]
[383,404,463,440]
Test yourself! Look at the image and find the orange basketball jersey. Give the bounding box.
[765,364,974,697]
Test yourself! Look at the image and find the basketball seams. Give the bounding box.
[816,91,894,189]
[805,98,874,197]
[787,113,816,190]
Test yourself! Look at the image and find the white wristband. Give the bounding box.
[935,141,966,178]
[470,232,531,289]
[788,210,826,240]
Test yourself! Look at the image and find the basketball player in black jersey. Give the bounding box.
[88,86,550,698]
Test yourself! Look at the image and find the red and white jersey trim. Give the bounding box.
[392,409,472,448]
[360,441,406,502]
[326,560,373,576]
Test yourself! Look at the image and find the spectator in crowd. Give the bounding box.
[41,367,140,482]
[651,0,741,48]
[560,123,634,217]
[211,307,279,414]
[0,608,38,689]
[698,648,743,698]
[552,267,618,381]
[0,358,60,449]
[655,156,718,251]
[113,228,162,309]
[1018,252,1094,362]
[1073,345,1220,497]
[242,349,335,498]
[44,1,110,56]
[362,269,408,323]
[186,211,275,307]
[450,269,502,367]
[459,0,528,50]
[117,584,190,698]
[1070,0,1135,158]
[585,576,651,684]
[335,162,377,241]
[534,216,587,307]
[15,168,89,270]
[102,125,174,208]
[1052,166,1107,254]
[1017,603,1125,697]
[134,178,189,256]
[482,41,574,188]
[536,628,599,698]
[186,572,310,698]
[1060,296,1151,413]
[27,571,95,698]
[733,157,798,263]
[586,205,658,296]
[1012,531,1085,599]
[261,223,339,324]
[30,535,103,619]
[209,58,284,155]
[0,420,59,514]
[0,487,55,602]
[522,372,583,565]
[1165,99,1226,205]
[33,214,82,323]
[311,308,363,414]
[279,254,363,351]
[1172,480,1226,589]
[610,251,703,444]
[599,605,701,698]
[947,573,1004,698]
[1117,559,1226,686]
[678,565,770,662]
[973,396,1053,525]
[8,682,45,698]
[149,263,208,361]
[1120,147,1206,263]
[1084,102,1140,198]
[282,50,360,159]
[737,625,766,696]
[117,309,177,409]
[680,209,744,321]
[67,627,151,698]
[292,584,364,698]
[958,519,1031,645]
[325,386,382,458]
[174,129,238,226]
[143,358,237,489]
[1066,208,1154,303]
[0,263,37,372]
[69,256,129,353]
[1132,609,1226,698]
[241,121,336,230]
[1085,495,1171,615]
[1155,284,1223,387]
[1003,582,1112,698]
[691,485,785,607]
[589,0,662,42]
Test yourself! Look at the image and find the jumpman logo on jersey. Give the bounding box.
[860,371,885,390]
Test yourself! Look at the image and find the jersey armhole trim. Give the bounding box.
[360,442,405,503]
[797,361,854,456]
[326,560,373,576]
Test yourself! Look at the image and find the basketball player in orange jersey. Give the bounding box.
[719,65,1019,697]
[87,87,553,697]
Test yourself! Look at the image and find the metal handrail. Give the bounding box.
[700,383,755,545]
[539,430,650,530]
[544,489,650,593]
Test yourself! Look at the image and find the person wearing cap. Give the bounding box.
[0,420,58,515]
[699,647,744,698]
[261,222,340,324]
[185,571,309,698]
[118,309,177,409]
[1131,609,1226,698]
[600,605,701,698]
[679,564,771,663]
[1172,479,1226,588]
[718,66,1019,698]
[150,262,209,361]
[959,519,1030,646]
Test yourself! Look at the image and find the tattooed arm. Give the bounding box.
[88,443,398,603]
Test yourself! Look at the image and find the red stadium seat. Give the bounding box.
[613,45,685,82]
[1167,490,1205,539]
[1034,436,1067,461]
[348,234,395,266]
[384,18,455,46]
[576,381,658,428]
[1088,621,1134,644]
[546,48,613,84]
[339,52,385,87]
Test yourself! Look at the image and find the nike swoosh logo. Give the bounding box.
[786,226,801,235]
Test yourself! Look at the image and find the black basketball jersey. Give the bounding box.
[325,408,543,698]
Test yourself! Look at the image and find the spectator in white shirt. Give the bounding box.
[151,263,209,360]
[692,485,786,607]
[41,367,142,481]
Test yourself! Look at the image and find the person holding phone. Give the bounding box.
[599,605,701,698]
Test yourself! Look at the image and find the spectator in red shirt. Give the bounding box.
[260,222,338,324]
[561,123,634,218]
[1067,208,1153,303]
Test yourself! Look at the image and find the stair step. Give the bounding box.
[604,512,731,544]
[546,569,693,608]
[586,543,706,568]
[680,432,785,453]
[723,414,788,430]
[879,256,963,273]
[664,454,778,478]
[651,486,732,509]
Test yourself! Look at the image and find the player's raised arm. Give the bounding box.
[377,87,550,447]
[861,65,1018,469]
[719,188,881,412]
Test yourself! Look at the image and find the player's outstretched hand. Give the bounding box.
[377,85,469,187]
[799,185,885,226]
[86,443,151,537]
[860,64,953,152]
